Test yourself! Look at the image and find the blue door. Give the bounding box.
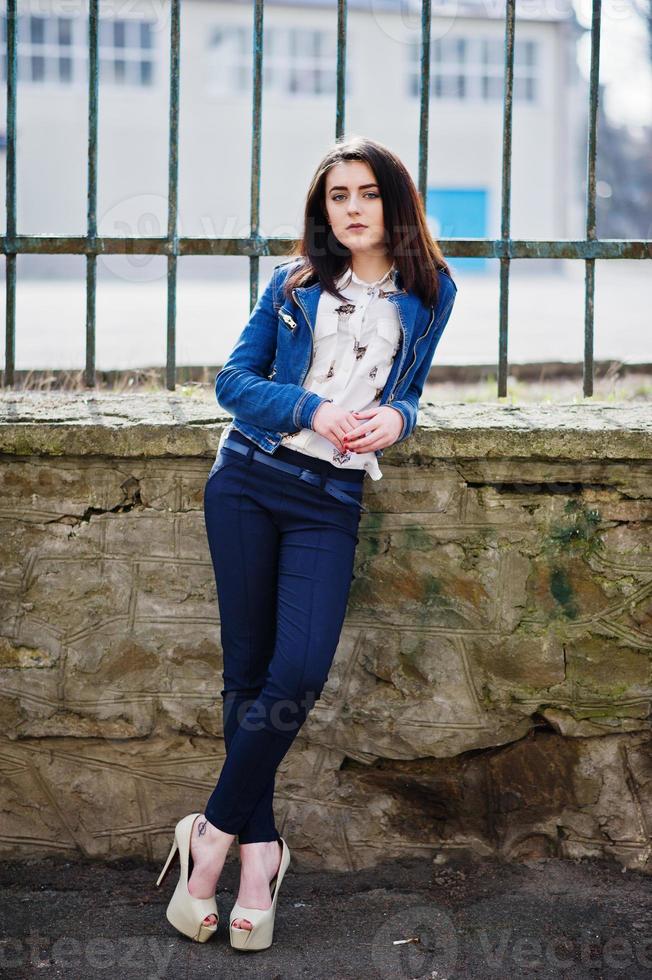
[426,187,488,273]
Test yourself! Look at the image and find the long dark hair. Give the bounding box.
[282,135,453,309]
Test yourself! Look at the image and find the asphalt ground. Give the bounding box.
[1,852,651,979]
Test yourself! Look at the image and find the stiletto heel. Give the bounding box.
[155,813,219,943]
[156,838,179,887]
[229,837,291,952]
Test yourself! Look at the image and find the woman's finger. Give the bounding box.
[347,427,386,451]
[344,420,370,442]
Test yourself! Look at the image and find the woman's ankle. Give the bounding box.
[239,836,279,847]
[238,839,281,873]
[197,815,235,845]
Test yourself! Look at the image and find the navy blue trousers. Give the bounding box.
[202,429,365,843]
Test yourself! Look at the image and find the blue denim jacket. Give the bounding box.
[213,256,457,461]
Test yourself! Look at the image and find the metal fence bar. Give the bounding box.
[85,0,99,387]
[166,0,181,390]
[2,236,649,260]
[248,0,264,313]
[1,1,651,392]
[335,0,346,139]
[498,0,516,398]
[583,0,602,397]
[417,0,431,204]
[4,0,16,387]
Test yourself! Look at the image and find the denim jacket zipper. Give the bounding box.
[291,289,315,386]
[392,303,435,393]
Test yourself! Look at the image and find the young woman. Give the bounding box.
[156,135,457,951]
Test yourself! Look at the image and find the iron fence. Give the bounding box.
[2,0,650,394]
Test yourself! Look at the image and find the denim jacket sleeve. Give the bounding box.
[214,265,332,432]
[387,275,458,444]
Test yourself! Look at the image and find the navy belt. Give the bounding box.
[221,437,368,513]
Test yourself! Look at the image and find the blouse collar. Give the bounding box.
[336,263,399,291]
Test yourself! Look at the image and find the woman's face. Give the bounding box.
[323,160,388,257]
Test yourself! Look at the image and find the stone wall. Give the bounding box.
[1,393,651,872]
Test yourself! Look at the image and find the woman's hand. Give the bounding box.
[312,401,362,452]
[341,406,404,453]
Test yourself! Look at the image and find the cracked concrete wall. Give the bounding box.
[1,393,651,872]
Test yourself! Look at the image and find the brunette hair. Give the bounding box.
[281,135,452,309]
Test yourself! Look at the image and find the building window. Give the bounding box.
[208,24,249,92]
[208,24,350,97]
[479,36,537,101]
[14,13,80,84]
[99,17,155,86]
[408,34,538,103]
[0,11,156,86]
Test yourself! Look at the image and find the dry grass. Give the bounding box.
[2,364,651,404]
[421,373,652,404]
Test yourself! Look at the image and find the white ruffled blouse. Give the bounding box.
[279,262,401,480]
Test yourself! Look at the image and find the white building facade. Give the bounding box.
[0,0,587,277]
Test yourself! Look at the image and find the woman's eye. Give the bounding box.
[331,193,379,201]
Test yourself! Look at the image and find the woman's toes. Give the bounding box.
[233,918,252,930]
[203,914,217,926]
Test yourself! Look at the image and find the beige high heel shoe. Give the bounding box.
[229,837,291,951]
[156,812,219,943]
